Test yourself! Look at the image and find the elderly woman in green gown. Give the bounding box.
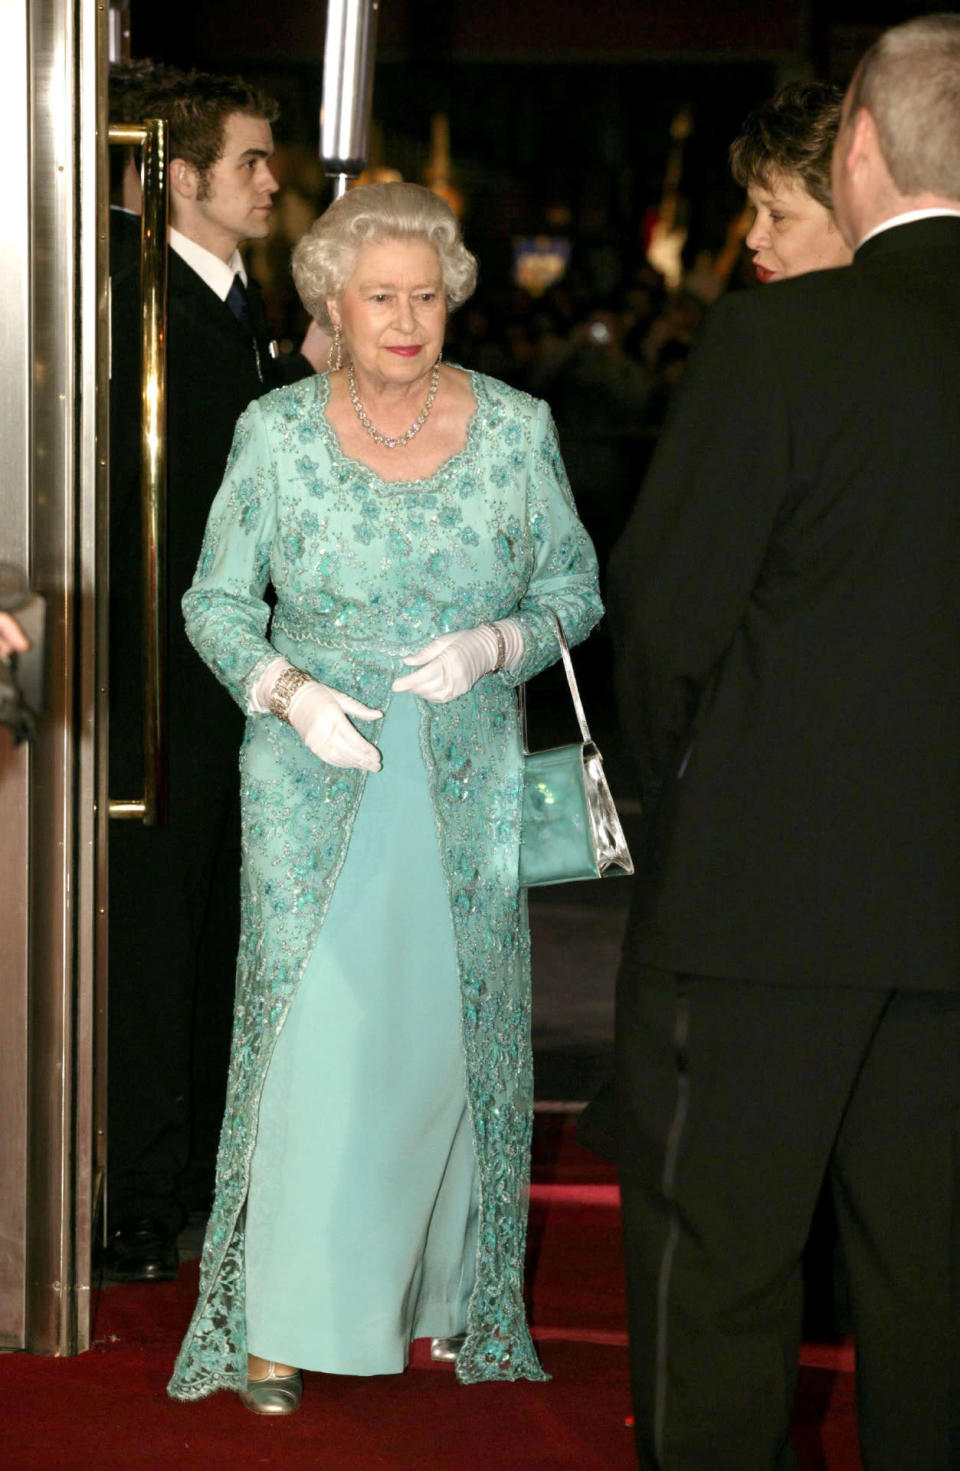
[167,181,603,1413]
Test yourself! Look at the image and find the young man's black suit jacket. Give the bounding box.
[608,216,960,1470]
[108,250,312,1236]
[110,249,310,746]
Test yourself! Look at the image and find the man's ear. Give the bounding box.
[169,157,199,202]
[846,106,878,177]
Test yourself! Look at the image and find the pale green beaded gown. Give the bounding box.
[168,370,602,1399]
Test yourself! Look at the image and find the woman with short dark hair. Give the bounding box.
[731,81,853,282]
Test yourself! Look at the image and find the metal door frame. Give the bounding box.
[0,0,105,1356]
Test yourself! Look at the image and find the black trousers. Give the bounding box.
[615,963,960,1471]
[107,751,240,1235]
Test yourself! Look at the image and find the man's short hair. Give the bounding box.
[848,14,960,199]
[108,59,185,196]
[730,81,844,209]
[150,71,280,178]
[109,58,184,126]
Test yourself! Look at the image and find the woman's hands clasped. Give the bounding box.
[287,681,383,771]
[392,621,523,703]
[252,618,523,773]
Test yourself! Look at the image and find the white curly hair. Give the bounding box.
[292,181,478,328]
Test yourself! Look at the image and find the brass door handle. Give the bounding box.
[107,119,168,824]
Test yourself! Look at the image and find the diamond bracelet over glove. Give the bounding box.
[481,621,507,673]
[268,666,313,722]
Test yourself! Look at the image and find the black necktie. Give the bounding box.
[226,272,249,329]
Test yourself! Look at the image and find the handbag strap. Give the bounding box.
[519,611,594,754]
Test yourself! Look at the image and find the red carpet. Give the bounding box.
[1,1121,860,1471]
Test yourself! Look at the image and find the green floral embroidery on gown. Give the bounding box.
[167,369,602,1398]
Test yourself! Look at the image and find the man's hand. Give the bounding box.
[0,612,29,659]
[299,320,333,374]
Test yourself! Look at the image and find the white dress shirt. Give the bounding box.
[858,207,960,250]
[168,228,247,300]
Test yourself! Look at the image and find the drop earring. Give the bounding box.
[328,325,343,373]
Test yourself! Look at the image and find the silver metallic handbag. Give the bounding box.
[518,615,634,887]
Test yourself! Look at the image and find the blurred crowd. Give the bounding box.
[112,57,754,578]
[445,253,733,577]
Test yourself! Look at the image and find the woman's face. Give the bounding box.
[329,237,447,386]
[745,174,853,283]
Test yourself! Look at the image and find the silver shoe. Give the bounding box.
[238,1361,303,1415]
[430,1334,466,1363]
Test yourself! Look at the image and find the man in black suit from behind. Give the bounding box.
[609,16,960,1470]
[107,73,320,1281]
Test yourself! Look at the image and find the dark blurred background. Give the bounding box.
[126,0,933,575]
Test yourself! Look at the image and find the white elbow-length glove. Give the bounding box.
[391,620,524,703]
[252,657,382,771]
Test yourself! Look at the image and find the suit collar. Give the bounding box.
[169,227,245,300]
[855,214,960,263]
[167,250,272,387]
[169,249,263,315]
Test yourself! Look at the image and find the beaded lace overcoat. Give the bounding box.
[167,370,602,1399]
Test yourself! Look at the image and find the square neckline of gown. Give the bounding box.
[315,366,482,493]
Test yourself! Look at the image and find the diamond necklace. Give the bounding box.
[347,358,441,449]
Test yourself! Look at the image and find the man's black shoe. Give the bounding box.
[101,1218,179,1282]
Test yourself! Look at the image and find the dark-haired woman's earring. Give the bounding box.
[328,326,343,373]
